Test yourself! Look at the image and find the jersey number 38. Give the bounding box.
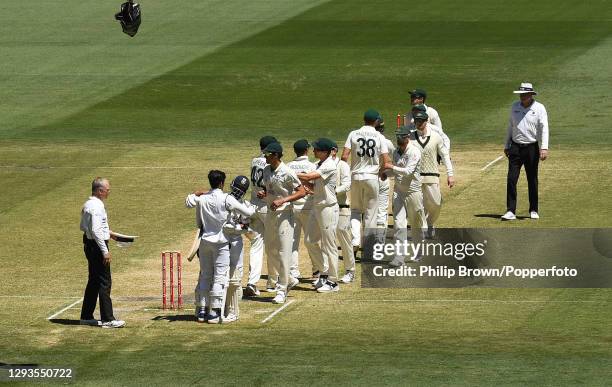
[356,138,376,157]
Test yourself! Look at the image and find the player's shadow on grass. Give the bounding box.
[151,314,195,322]
[474,213,530,220]
[48,319,83,326]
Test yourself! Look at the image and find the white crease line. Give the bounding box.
[46,297,83,320]
[261,300,296,323]
[481,155,505,171]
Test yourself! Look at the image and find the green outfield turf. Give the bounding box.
[0,0,611,385]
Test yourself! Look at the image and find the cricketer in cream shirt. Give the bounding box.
[411,111,454,236]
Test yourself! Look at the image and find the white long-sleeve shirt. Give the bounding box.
[505,100,549,150]
[334,157,351,206]
[411,129,454,184]
[287,155,317,210]
[392,143,422,194]
[80,196,110,254]
[185,189,255,243]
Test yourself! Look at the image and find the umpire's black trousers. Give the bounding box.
[506,141,539,213]
[80,235,115,321]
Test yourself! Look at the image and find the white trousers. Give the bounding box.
[195,239,232,309]
[246,210,267,286]
[350,178,379,247]
[337,207,354,271]
[292,207,316,278]
[305,204,340,281]
[377,177,390,228]
[422,182,442,227]
[392,190,425,260]
[264,209,294,292]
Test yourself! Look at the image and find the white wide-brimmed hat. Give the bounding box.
[513,82,537,95]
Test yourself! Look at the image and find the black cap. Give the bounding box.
[413,111,429,121]
[312,138,335,151]
[293,139,310,154]
[260,136,278,150]
[409,89,427,99]
[263,142,283,154]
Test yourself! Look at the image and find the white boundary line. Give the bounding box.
[481,155,504,171]
[47,297,83,320]
[261,300,295,323]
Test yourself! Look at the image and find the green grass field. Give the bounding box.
[1,0,611,385]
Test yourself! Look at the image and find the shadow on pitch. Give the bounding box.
[474,213,530,220]
[151,314,196,322]
[48,319,83,326]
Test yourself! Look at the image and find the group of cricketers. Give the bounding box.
[185,88,454,323]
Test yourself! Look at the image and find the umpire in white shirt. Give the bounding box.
[79,177,125,328]
[502,82,549,221]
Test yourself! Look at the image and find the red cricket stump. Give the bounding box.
[161,252,167,310]
[161,251,183,310]
[397,113,401,129]
[177,253,183,308]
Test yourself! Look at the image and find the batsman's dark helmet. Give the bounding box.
[230,175,250,200]
[115,1,141,37]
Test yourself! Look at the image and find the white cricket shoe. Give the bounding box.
[101,320,125,329]
[530,211,540,219]
[340,270,355,283]
[312,277,326,289]
[501,211,516,221]
[208,313,238,324]
[272,290,286,304]
[288,276,299,290]
[317,281,339,293]
[388,257,405,267]
[266,283,280,293]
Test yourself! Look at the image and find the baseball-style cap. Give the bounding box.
[263,142,283,154]
[396,125,412,137]
[513,82,538,95]
[312,138,335,151]
[331,140,338,150]
[413,111,429,121]
[364,108,380,122]
[411,104,427,113]
[260,136,278,150]
[293,139,310,154]
[409,89,427,98]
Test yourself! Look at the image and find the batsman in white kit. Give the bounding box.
[185,171,255,324]
[244,136,278,297]
[384,125,426,266]
[298,138,340,292]
[258,142,306,304]
[341,109,391,259]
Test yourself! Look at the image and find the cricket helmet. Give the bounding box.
[230,175,250,199]
[115,1,142,37]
